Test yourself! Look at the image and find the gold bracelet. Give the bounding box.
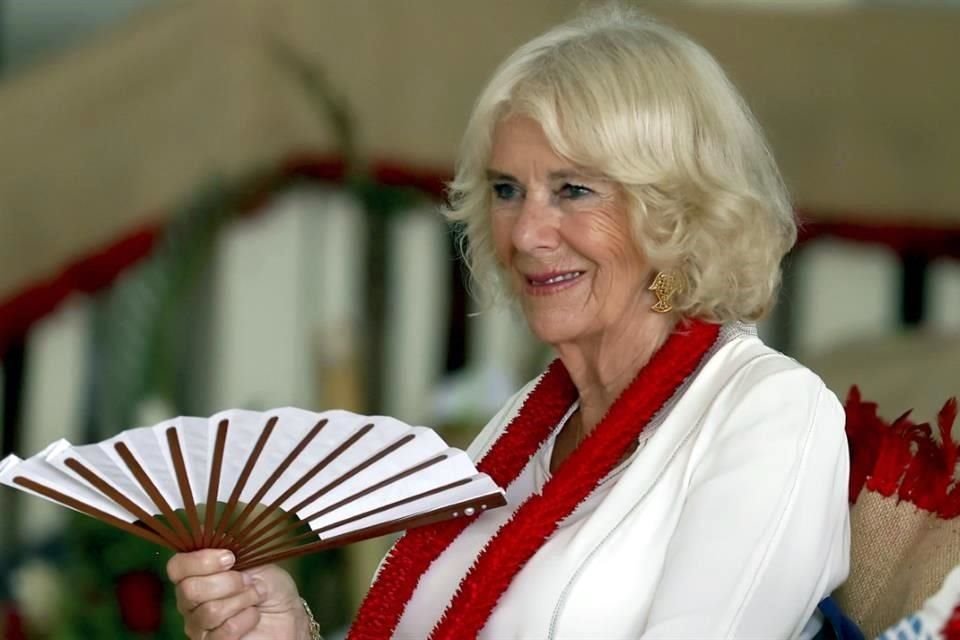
[300,597,323,640]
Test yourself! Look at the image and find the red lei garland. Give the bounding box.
[348,320,720,639]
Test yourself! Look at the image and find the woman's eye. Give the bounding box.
[492,182,522,201]
[558,183,594,199]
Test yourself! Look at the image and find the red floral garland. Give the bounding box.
[348,320,720,639]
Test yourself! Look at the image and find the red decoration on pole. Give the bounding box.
[115,570,164,634]
[2,601,26,640]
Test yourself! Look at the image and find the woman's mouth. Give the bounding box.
[524,270,585,295]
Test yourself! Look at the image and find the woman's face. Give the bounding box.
[489,115,654,347]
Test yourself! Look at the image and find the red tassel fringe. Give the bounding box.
[845,386,960,518]
[348,321,720,639]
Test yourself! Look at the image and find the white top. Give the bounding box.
[394,326,850,639]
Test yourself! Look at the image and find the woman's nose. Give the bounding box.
[512,196,560,254]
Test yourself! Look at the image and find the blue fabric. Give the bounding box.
[816,597,866,640]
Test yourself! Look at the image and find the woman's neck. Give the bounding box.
[553,312,678,437]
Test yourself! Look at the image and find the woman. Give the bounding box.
[166,6,850,639]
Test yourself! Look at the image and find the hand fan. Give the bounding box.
[0,407,505,570]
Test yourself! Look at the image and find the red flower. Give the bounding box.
[115,570,164,633]
[2,601,26,640]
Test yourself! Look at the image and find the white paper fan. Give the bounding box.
[0,407,505,570]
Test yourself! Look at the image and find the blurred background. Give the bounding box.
[0,0,957,637]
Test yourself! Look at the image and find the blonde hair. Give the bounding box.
[445,4,796,322]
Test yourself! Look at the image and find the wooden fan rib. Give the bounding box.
[236,430,415,552]
[228,422,377,550]
[209,416,277,549]
[240,453,449,555]
[13,476,174,550]
[166,428,203,549]
[201,419,230,548]
[303,453,450,525]
[238,474,475,563]
[114,442,193,550]
[313,482,508,539]
[233,491,506,571]
[221,419,328,547]
[62,458,184,550]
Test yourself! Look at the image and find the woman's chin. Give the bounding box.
[524,316,587,347]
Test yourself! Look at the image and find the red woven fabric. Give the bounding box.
[944,604,960,640]
[349,320,719,639]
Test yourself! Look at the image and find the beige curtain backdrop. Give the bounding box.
[1,0,958,304]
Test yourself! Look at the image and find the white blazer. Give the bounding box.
[394,325,850,639]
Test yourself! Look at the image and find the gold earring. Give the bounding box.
[649,271,682,313]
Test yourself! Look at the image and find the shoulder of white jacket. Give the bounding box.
[714,330,833,394]
[700,332,846,432]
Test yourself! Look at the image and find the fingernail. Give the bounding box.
[242,572,253,586]
[218,551,235,568]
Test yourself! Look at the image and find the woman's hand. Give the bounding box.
[167,549,312,640]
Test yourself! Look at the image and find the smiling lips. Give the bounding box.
[523,270,586,295]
